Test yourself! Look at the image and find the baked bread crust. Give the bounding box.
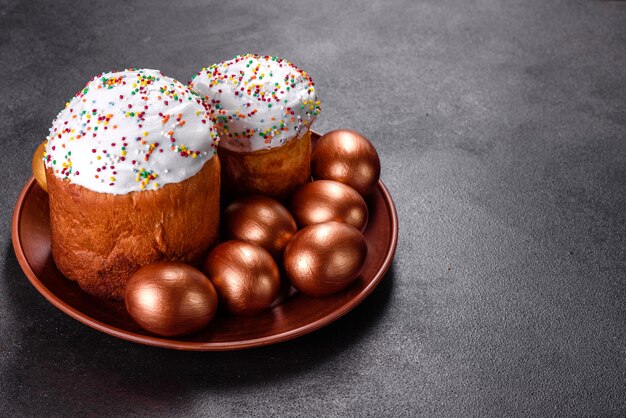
[219,130,311,201]
[46,156,220,300]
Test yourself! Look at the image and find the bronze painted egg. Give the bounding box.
[32,141,47,192]
[223,195,297,260]
[311,129,381,196]
[203,240,280,316]
[283,221,368,297]
[290,180,368,232]
[125,262,218,337]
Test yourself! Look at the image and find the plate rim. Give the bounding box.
[12,132,398,351]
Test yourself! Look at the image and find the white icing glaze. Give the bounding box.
[44,69,218,194]
[189,54,321,152]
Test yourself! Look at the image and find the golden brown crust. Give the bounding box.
[219,130,311,202]
[46,156,220,300]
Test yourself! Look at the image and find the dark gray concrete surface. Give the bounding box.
[1,0,625,416]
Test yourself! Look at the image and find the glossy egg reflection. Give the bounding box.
[203,240,280,315]
[223,195,297,260]
[311,129,381,196]
[283,221,368,297]
[125,262,218,337]
[290,180,368,232]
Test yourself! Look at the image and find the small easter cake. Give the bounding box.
[189,54,321,200]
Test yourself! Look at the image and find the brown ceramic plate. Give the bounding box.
[12,131,398,351]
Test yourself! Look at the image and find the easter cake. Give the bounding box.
[44,69,220,299]
[189,54,321,200]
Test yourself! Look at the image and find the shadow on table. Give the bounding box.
[2,243,396,414]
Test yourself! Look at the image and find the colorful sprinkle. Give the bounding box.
[44,69,219,194]
[189,54,320,152]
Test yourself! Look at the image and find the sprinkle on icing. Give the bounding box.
[44,69,219,194]
[189,54,321,152]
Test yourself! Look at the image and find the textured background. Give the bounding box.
[1,0,626,415]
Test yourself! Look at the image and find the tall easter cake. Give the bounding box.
[44,69,220,299]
